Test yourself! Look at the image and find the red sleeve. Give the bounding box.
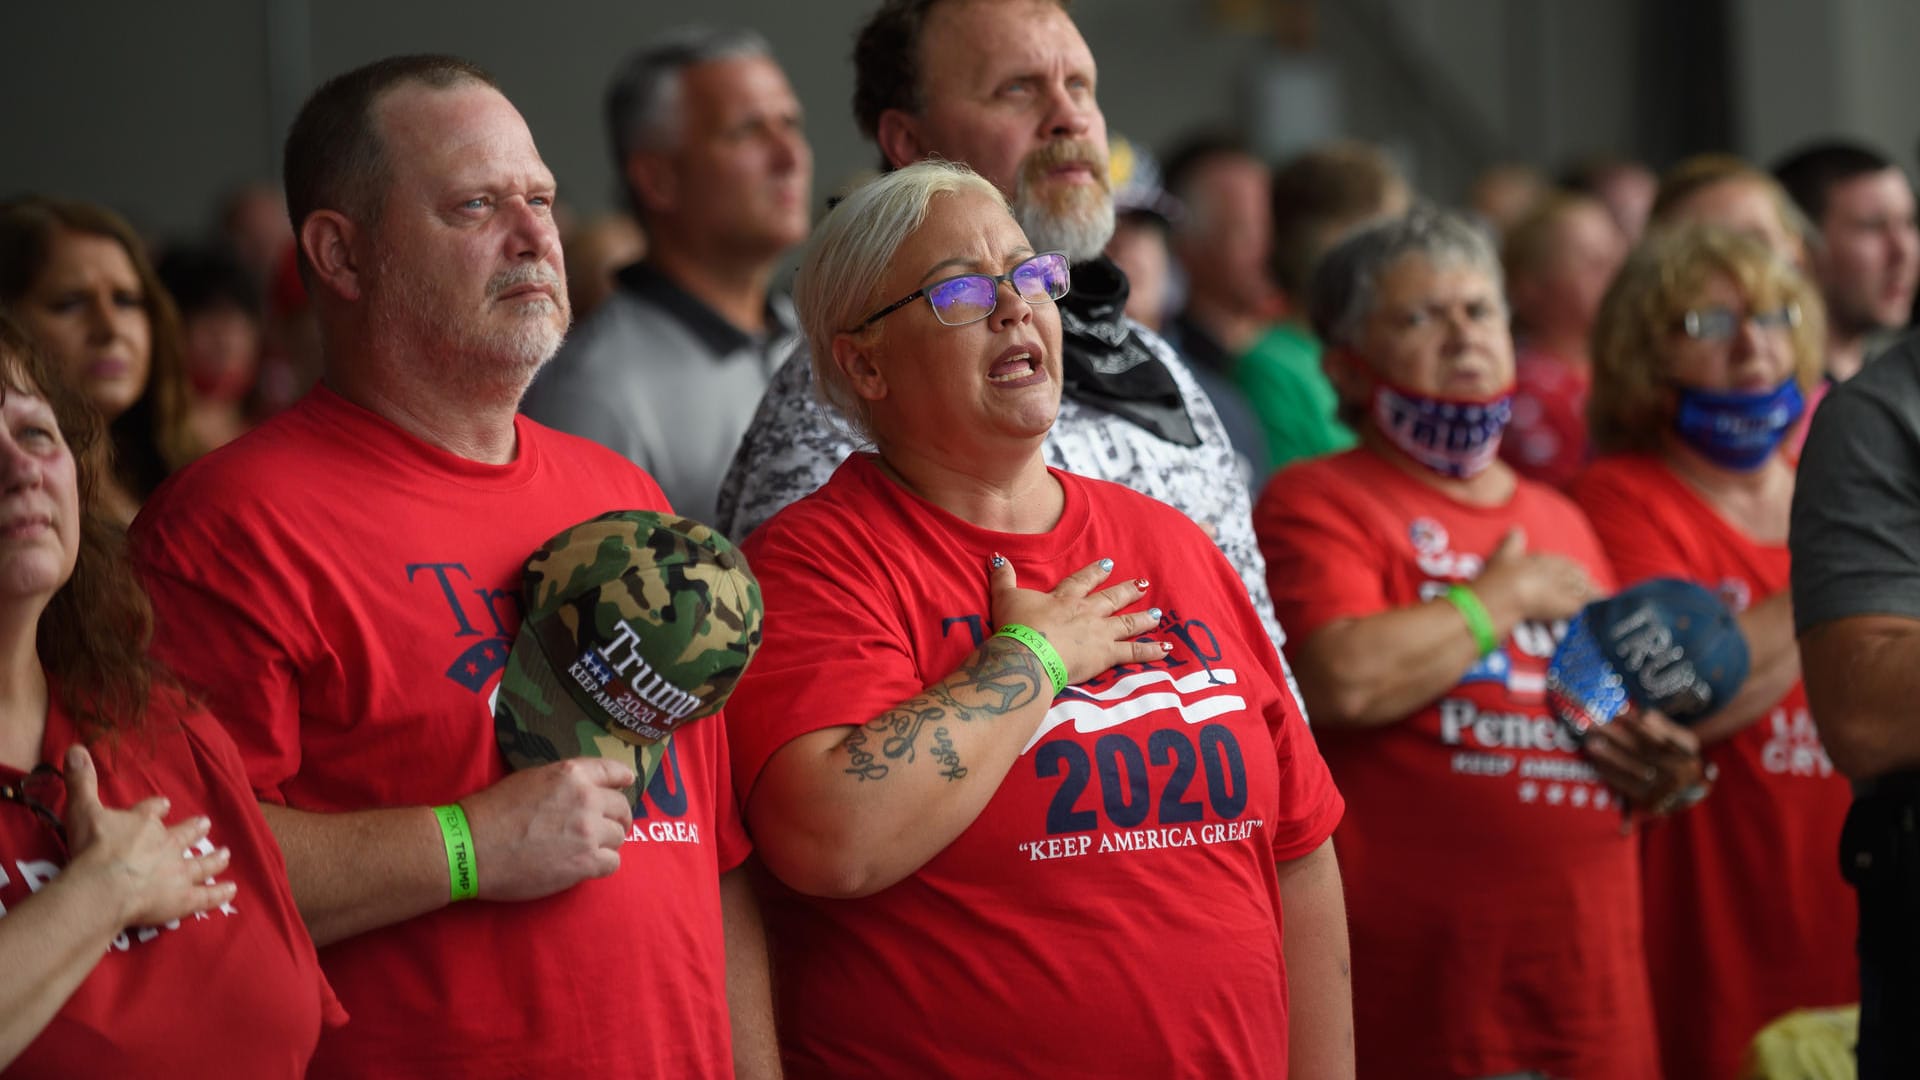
[1196,513,1346,860]
[1265,668,1345,861]
[1567,458,1696,587]
[1255,460,1394,649]
[725,510,929,803]
[136,557,305,805]
[175,698,348,1029]
[703,711,753,873]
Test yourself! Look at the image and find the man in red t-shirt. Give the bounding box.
[129,56,772,1079]
[1256,207,1696,1079]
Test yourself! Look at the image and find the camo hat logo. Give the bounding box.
[494,510,763,809]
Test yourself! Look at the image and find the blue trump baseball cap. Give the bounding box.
[1546,578,1750,739]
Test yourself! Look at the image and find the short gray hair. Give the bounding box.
[794,160,1008,434]
[605,26,771,164]
[1308,204,1505,349]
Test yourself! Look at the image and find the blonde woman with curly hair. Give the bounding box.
[1569,224,1853,1080]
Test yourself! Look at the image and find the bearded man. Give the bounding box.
[717,0,1290,666]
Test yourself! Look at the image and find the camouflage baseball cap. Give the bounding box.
[493,510,763,809]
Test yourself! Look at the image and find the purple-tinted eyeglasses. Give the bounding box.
[852,251,1071,331]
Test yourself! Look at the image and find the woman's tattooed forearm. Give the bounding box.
[930,726,967,780]
[838,636,1044,782]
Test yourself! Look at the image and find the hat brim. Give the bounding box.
[493,618,668,812]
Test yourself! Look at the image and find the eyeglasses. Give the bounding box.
[851,251,1071,332]
[1679,303,1802,342]
[1,764,66,854]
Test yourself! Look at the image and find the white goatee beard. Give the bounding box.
[1015,185,1117,264]
[371,257,571,398]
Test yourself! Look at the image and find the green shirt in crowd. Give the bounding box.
[1234,321,1356,469]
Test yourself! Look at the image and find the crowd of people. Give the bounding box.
[4,0,1918,1077]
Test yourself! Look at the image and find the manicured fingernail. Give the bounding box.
[65,745,85,768]
[990,552,1007,569]
[1099,558,1114,572]
[1160,641,1173,653]
[1136,577,1150,589]
[1147,607,1162,621]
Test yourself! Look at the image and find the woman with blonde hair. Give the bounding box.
[725,160,1352,1078]
[1570,224,1854,1080]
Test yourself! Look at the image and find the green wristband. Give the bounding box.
[994,623,1069,696]
[1443,584,1500,656]
[433,803,478,902]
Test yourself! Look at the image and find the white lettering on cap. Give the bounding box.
[595,622,702,722]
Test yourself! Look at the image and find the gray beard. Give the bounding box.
[370,256,570,402]
[1015,190,1118,263]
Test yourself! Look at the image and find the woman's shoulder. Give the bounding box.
[1062,468,1208,523]
[1256,448,1374,508]
[135,685,248,781]
[741,457,893,561]
[1564,453,1674,508]
[67,684,249,810]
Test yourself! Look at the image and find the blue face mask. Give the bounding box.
[1672,380,1806,471]
[1371,383,1514,479]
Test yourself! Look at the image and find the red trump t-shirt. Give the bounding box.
[1258,449,1658,1080]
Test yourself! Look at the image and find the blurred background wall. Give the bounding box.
[5,0,1917,240]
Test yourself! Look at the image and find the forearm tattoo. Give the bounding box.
[841,636,1045,783]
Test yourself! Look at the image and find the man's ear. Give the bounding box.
[300,210,362,302]
[831,332,890,403]
[623,152,676,217]
[874,109,926,172]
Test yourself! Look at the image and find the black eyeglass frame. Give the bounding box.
[849,251,1071,332]
[1,763,67,853]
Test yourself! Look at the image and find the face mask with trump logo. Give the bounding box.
[1370,382,1515,479]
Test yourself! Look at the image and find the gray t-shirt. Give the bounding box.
[1791,339,1920,631]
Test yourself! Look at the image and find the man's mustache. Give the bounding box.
[489,264,566,302]
[1021,139,1110,191]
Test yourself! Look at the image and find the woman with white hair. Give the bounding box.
[1254,206,1698,1079]
[723,160,1353,1079]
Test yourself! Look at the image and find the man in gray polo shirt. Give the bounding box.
[1792,335,1920,1078]
[524,26,809,526]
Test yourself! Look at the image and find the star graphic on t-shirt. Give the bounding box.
[466,661,479,676]
[483,646,497,661]
[1570,786,1590,808]
[1546,784,1566,806]
[1595,789,1612,811]
[1518,781,1539,803]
